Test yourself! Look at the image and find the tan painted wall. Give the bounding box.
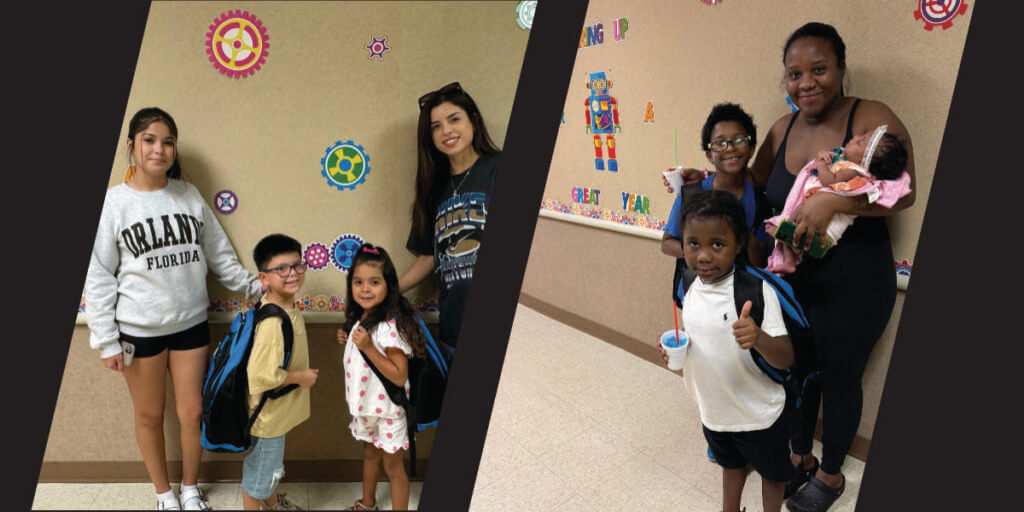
[545,0,970,268]
[46,1,527,471]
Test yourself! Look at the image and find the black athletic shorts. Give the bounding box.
[119,321,211,358]
[702,412,795,483]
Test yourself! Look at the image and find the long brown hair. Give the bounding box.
[411,85,501,236]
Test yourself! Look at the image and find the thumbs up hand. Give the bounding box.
[732,300,759,350]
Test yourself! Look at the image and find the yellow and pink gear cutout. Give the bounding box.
[205,10,269,78]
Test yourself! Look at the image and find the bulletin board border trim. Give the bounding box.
[538,207,663,240]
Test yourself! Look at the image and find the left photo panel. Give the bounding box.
[33,2,531,510]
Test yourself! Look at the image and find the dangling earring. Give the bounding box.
[124,154,136,183]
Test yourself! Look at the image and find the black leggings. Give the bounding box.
[784,226,896,475]
[787,319,882,475]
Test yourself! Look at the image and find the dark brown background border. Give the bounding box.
[10,1,1023,511]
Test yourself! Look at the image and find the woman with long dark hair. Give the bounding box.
[400,82,501,359]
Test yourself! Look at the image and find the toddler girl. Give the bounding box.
[337,244,426,511]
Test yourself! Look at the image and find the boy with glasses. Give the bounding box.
[242,234,319,510]
[662,102,773,294]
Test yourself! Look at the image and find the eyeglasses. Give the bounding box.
[261,262,308,277]
[418,82,464,110]
[707,136,752,152]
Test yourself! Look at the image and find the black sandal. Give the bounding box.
[784,455,819,499]
[785,474,844,512]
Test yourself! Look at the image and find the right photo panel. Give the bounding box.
[471,1,969,511]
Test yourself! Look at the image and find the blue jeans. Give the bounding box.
[242,435,286,500]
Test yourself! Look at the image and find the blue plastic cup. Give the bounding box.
[661,330,689,370]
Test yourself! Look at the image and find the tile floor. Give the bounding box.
[32,481,422,510]
[469,305,865,512]
[33,304,865,511]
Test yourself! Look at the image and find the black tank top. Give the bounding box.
[766,99,860,209]
[763,98,896,309]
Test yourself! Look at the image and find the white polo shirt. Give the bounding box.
[681,272,789,432]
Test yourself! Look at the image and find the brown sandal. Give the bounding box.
[346,498,379,510]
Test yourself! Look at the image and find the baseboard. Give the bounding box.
[517,294,870,462]
[518,294,666,367]
[37,459,430,483]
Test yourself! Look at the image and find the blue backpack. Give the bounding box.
[200,302,299,453]
[359,314,449,476]
[681,265,818,405]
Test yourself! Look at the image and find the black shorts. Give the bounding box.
[702,412,795,483]
[119,321,211,358]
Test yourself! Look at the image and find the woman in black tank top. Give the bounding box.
[752,23,917,512]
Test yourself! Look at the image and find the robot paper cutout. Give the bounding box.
[585,71,621,172]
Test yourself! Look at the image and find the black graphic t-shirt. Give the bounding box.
[407,154,499,350]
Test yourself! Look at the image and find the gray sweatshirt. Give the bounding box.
[85,180,261,358]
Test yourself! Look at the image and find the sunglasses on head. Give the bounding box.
[418,82,464,110]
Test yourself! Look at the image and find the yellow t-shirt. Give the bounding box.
[247,301,310,438]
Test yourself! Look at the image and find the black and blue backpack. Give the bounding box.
[359,314,449,476]
[200,302,299,453]
[680,264,818,406]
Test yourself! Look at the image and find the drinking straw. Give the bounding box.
[673,302,680,347]
[674,128,678,166]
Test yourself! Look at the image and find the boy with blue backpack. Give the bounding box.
[242,234,318,510]
[660,190,798,512]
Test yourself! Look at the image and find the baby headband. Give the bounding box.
[862,124,888,168]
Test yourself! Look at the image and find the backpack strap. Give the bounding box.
[745,266,809,328]
[744,266,817,401]
[359,348,412,410]
[672,182,703,308]
[417,315,449,377]
[246,302,300,431]
[732,266,765,326]
[253,302,294,368]
[732,266,790,384]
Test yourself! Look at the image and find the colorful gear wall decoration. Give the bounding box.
[205,10,270,78]
[214,189,238,214]
[321,140,371,191]
[914,0,968,31]
[304,242,331,271]
[364,35,391,60]
[515,1,536,30]
[331,234,365,272]
[894,258,913,277]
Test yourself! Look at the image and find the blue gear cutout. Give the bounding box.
[330,233,365,272]
[321,140,371,191]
